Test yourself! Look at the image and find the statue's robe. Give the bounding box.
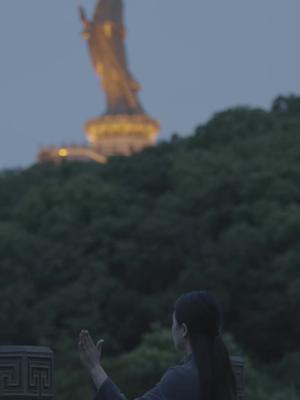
[85,0,143,115]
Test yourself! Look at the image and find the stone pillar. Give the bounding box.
[231,356,244,400]
[0,346,53,400]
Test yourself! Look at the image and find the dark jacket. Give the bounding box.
[94,353,200,400]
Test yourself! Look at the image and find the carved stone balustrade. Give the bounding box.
[0,346,53,400]
[231,356,244,400]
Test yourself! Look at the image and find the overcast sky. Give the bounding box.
[0,0,299,169]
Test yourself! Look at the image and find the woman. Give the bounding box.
[78,290,237,400]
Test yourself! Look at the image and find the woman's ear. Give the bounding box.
[181,322,188,339]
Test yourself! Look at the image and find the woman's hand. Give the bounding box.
[78,329,104,371]
[78,330,108,390]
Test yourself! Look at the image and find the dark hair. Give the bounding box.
[174,291,237,400]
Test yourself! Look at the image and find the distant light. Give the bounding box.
[58,148,68,157]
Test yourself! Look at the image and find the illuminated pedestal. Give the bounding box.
[85,113,159,155]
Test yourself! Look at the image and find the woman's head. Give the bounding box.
[172,291,236,400]
[172,291,222,351]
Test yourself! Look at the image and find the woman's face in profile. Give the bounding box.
[171,312,185,351]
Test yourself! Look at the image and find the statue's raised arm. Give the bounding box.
[79,6,87,25]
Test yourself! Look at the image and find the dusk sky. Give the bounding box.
[0,0,300,169]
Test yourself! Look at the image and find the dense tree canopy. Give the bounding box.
[0,95,299,399]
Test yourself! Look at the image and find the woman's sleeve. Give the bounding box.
[94,366,190,400]
[94,378,128,400]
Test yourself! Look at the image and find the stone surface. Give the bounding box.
[0,346,53,400]
[231,356,244,400]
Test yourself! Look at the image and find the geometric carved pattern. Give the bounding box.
[0,346,53,400]
[230,356,244,400]
[27,357,52,396]
[0,356,22,393]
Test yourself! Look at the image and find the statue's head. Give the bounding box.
[94,0,123,24]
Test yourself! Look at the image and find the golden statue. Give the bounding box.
[38,0,159,163]
[79,0,143,115]
[79,0,160,154]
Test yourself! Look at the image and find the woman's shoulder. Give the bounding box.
[158,355,200,399]
[163,355,197,378]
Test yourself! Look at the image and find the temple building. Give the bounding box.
[38,0,160,163]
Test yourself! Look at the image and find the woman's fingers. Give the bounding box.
[96,339,104,359]
[86,331,97,349]
[96,339,104,349]
[78,329,105,372]
[79,330,90,354]
[80,330,100,356]
[79,330,103,360]
[79,330,86,347]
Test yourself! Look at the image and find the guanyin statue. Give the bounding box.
[79,0,159,152]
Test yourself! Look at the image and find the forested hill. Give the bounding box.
[0,95,299,399]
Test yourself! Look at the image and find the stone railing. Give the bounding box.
[0,346,244,399]
[231,355,245,400]
[0,346,53,400]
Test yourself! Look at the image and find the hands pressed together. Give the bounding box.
[78,329,104,368]
[78,330,107,390]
